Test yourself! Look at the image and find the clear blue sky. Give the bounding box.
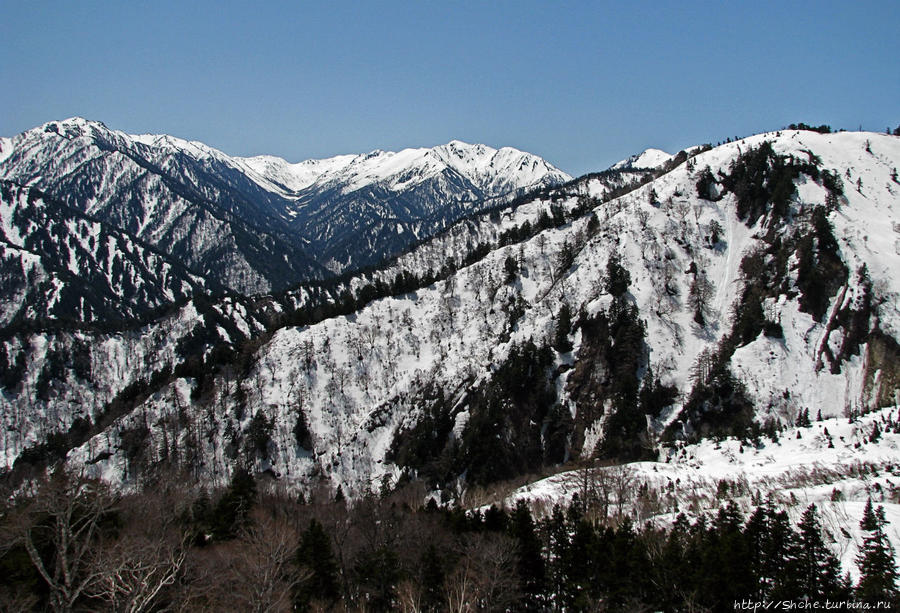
[2,1,897,176]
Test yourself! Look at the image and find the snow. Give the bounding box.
[0,189,26,245]
[235,153,357,193]
[500,406,900,578]
[0,137,12,165]
[611,148,673,170]
[1,118,572,288]
[2,123,900,534]
[229,129,900,496]
[236,140,571,197]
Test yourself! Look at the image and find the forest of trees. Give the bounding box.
[1,468,897,612]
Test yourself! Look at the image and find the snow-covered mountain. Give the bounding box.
[0,119,569,310]
[235,139,571,272]
[4,128,899,513]
[0,182,209,325]
[0,119,326,297]
[611,147,673,171]
[238,140,567,199]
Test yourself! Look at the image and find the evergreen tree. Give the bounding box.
[856,502,899,603]
[605,255,631,298]
[553,303,573,352]
[210,466,257,539]
[544,505,570,606]
[504,254,519,283]
[508,501,546,610]
[604,517,651,608]
[244,409,274,459]
[295,518,341,609]
[562,512,595,609]
[293,410,313,450]
[861,498,880,531]
[796,504,843,601]
[653,514,695,609]
[483,504,508,532]
[767,508,801,599]
[700,502,753,606]
[419,543,445,612]
[696,166,718,200]
[353,545,400,612]
[638,370,678,419]
[744,503,798,599]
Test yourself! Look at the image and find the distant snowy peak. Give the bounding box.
[30,117,229,162]
[235,154,357,192]
[237,140,571,197]
[8,118,569,198]
[610,147,672,171]
[0,117,573,295]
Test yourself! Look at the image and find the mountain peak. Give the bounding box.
[239,140,570,196]
[610,147,672,171]
[0,117,572,292]
[39,117,109,138]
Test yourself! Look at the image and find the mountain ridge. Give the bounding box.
[3,128,898,505]
[0,118,570,314]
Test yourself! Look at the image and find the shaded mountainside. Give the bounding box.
[2,129,900,510]
[0,119,326,295]
[0,181,211,325]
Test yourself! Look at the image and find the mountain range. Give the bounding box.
[0,118,569,323]
[1,122,899,562]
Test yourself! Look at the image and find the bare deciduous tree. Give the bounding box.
[445,533,519,613]
[176,508,306,613]
[83,489,190,613]
[5,470,119,613]
[688,271,714,326]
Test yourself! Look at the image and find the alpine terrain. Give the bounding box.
[2,122,900,609]
[0,118,569,321]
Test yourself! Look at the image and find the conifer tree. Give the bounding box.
[856,502,899,603]
[210,466,257,539]
[700,502,753,606]
[605,255,631,299]
[353,545,400,611]
[861,498,880,531]
[562,509,595,609]
[604,517,651,608]
[654,513,694,609]
[744,503,798,599]
[796,504,843,601]
[766,508,801,599]
[508,501,546,610]
[544,505,570,606]
[553,303,573,352]
[295,518,341,609]
[483,504,507,532]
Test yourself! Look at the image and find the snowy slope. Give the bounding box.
[611,148,673,170]
[7,129,886,501]
[2,128,898,539]
[0,181,210,324]
[238,140,569,197]
[0,118,325,295]
[237,139,571,271]
[500,406,900,580]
